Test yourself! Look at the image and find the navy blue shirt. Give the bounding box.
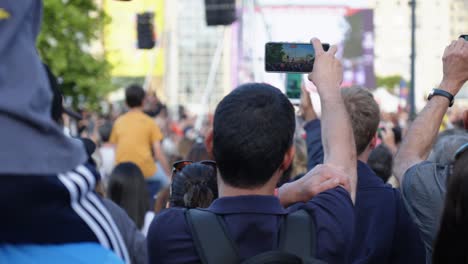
[148,188,354,263]
[305,119,425,264]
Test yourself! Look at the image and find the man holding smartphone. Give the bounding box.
[148,39,358,263]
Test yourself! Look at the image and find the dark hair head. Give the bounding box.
[186,142,211,161]
[125,84,145,108]
[433,149,468,263]
[367,144,393,183]
[170,163,218,208]
[392,126,402,145]
[341,87,380,155]
[213,83,295,188]
[98,121,113,143]
[178,138,195,159]
[107,162,149,229]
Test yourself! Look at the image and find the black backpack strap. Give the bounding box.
[185,209,240,264]
[279,209,316,260]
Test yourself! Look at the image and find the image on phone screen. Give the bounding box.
[265,42,330,73]
[286,73,302,103]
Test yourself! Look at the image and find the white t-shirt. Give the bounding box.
[98,146,115,183]
[141,211,155,236]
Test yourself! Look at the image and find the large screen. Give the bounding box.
[238,5,374,91]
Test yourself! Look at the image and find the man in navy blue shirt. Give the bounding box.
[148,39,358,263]
[301,86,425,263]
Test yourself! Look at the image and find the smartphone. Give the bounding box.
[265,42,330,73]
[285,73,302,104]
[460,35,468,41]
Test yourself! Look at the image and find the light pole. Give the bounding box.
[409,0,416,120]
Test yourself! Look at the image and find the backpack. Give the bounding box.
[185,209,327,264]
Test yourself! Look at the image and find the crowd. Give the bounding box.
[266,61,314,72]
[2,1,468,264]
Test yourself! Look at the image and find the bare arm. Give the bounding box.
[309,38,357,203]
[394,38,468,183]
[393,95,450,182]
[153,142,171,177]
[277,38,356,205]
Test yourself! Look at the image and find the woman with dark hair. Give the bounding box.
[107,162,154,235]
[170,161,218,208]
[185,141,211,161]
[433,143,468,263]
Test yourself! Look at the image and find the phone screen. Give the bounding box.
[265,42,330,73]
[286,73,302,103]
[460,35,468,41]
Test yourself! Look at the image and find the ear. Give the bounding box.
[369,134,378,150]
[205,129,214,158]
[280,146,295,172]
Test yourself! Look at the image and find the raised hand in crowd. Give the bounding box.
[394,37,468,261]
[308,38,357,202]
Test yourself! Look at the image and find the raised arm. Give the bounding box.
[394,38,468,183]
[309,38,357,202]
[278,39,356,206]
[300,87,325,170]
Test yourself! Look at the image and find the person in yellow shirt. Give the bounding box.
[110,84,171,206]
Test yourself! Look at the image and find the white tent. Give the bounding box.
[372,87,401,113]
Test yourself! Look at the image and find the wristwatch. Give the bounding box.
[428,89,454,107]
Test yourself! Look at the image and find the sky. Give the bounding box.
[282,44,314,59]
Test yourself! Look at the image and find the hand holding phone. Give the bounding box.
[265,42,330,73]
[308,38,342,95]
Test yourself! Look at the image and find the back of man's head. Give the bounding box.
[368,144,393,182]
[431,133,468,165]
[341,87,380,156]
[98,122,113,143]
[213,83,295,188]
[125,84,145,108]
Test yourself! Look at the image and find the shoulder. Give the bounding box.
[289,187,354,263]
[403,161,439,184]
[101,198,128,223]
[148,207,190,248]
[148,208,198,263]
[113,115,126,126]
[400,161,446,234]
[401,161,446,198]
[138,112,156,124]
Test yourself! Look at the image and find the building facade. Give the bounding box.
[372,0,468,109]
[164,0,234,114]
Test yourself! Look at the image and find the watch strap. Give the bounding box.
[429,89,454,107]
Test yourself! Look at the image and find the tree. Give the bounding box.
[376,75,406,93]
[37,0,113,110]
[266,44,285,64]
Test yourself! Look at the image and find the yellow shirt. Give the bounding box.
[110,110,163,178]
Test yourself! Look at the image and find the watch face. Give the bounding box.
[428,90,435,99]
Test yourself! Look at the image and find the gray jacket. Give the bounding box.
[102,198,149,264]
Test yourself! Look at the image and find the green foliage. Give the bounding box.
[266,44,285,64]
[37,0,113,110]
[376,75,405,93]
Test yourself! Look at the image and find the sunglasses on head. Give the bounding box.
[172,160,217,175]
[454,142,468,161]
